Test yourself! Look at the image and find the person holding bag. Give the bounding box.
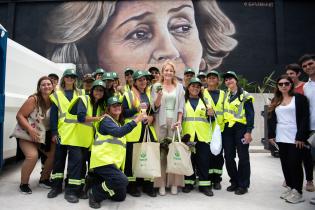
[202,70,225,190]
[15,76,55,194]
[151,61,185,196]
[222,71,255,195]
[88,96,144,209]
[122,70,158,197]
[181,78,213,196]
[267,75,309,204]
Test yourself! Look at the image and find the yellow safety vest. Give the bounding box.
[123,88,157,142]
[182,98,211,143]
[49,89,83,129]
[203,89,225,132]
[90,116,126,170]
[123,84,131,93]
[223,90,254,127]
[58,95,103,148]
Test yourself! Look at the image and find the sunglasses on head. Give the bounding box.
[125,72,132,76]
[278,82,291,87]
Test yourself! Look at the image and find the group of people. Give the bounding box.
[14,54,314,208]
[267,54,315,205]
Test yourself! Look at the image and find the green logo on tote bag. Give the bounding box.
[173,150,181,160]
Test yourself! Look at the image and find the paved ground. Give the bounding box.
[0,153,314,210]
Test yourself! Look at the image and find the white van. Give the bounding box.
[1,30,73,163]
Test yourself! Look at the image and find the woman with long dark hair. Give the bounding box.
[268,74,310,204]
[16,76,55,194]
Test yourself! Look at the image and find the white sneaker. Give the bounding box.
[171,186,178,195]
[159,187,166,196]
[285,189,305,204]
[310,197,315,205]
[280,187,291,199]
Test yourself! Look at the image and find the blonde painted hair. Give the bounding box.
[45,0,236,76]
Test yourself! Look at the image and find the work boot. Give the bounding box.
[47,188,62,198]
[182,184,193,193]
[226,184,238,192]
[199,187,213,197]
[64,193,79,203]
[234,187,248,195]
[88,189,101,209]
[127,183,141,197]
[212,182,221,190]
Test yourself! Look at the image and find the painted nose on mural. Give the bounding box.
[152,35,180,62]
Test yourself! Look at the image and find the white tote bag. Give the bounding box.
[132,126,161,178]
[210,117,222,156]
[166,126,194,176]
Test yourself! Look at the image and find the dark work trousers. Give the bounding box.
[209,148,224,184]
[222,122,250,188]
[302,146,314,182]
[92,164,128,202]
[80,148,90,191]
[278,142,304,194]
[184,138,211,188]
[51,143,83,195]
[195,142,211,188]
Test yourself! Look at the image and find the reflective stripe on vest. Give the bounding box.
[223,91,254,127]
[90,116,126,170]
[94,135,126,148]
[182,99,211,142]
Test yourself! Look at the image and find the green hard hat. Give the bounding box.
[107,96,122,106]
[95,68,105,75]
[188,77,202,86]
[62,69,77,77]
[111,72,119,79]
[92,80,106,89]
[132,70,147,80]
[222,71,238,80]
[124,67,134,74]
[206,70,220,78]
[102,72,114,81]
[197,72,206,78]
[184,67,196,75]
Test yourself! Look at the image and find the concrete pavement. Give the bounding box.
[0,153,314,210]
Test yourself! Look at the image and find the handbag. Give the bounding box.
[166,126,194,176]
[307,131,315,148]
[132,125,161,178]
[10,107,46,144]
[210,117,222,156]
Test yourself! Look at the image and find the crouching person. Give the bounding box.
[88,96,144,208]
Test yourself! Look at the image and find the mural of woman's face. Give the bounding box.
[97,0,202,81]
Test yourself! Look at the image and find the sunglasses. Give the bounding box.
[278,82,291,87]
[64,75,76,79]
[125,72,132,76]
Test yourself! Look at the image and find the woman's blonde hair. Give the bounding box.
[45,0,236,76]
[160,61,177,85]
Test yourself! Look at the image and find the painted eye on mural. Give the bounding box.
[170,24,192,34]
[126,27,152,42]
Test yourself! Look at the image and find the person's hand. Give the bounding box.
[28,127,40,142]
[134,112,145,123]
[243,132,252,144]
[207,108,215,116]
[116,85,123,92]
[146,115,154,125]
[269,138,276,146]
[172,121,181,130]
[51,135,58,144]
[295,140,304,149]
